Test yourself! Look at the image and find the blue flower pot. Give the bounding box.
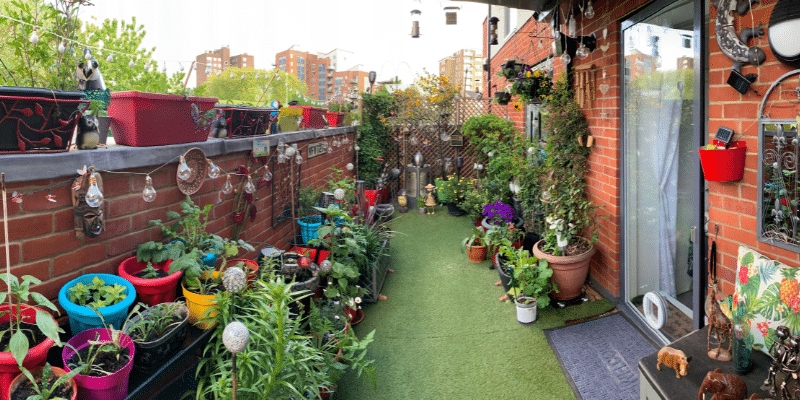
[298,216,323,244]
[59,273,136,334]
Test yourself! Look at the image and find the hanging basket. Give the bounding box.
[698,140,747,182]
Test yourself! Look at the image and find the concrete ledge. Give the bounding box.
[0,126,356,183]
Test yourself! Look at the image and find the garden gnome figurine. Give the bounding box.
[424,183,437,214]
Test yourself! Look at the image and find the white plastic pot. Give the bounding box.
[514,296,538,324]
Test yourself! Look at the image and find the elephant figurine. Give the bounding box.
[698,368,747,400]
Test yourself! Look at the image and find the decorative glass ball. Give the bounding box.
[346,163,354,171]
[319,259,332,274]
[334,188,346,201]
[223,267,247,293]
[222,321,250,353]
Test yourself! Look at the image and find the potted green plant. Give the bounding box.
[9,362,82,400]
[122,302,189,371]
[462,185,491,226]
[278,106,303,132]
[309,205,366,302]
[0,273,62,400]
[117,258,181,307]
[509,68,553,104]
[461,227,487,263]
[501,245,555,324]
[532,76,599,302]
[439,174,471,216]
[298,186,323,245]
[58,274,135,334]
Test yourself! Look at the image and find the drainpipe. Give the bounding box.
[487,4,492,114]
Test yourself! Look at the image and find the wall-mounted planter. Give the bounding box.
[698,140,747,182]
[117,257,182,307]
[58,274,137,333]
[0,87,89,153]
[326,112,345,127]
[290,106,327,129]
[215,105,276,138]
[108,91,218,147]
[0,305,57,400]
[62,328,135,400]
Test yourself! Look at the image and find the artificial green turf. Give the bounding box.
[333,207,615,399]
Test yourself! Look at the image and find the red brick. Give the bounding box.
[0,243,20,267]
[53,208,75,232]
[106,230,151,257]
[22,231,82,261]
[12,260,51,282]
[22,185,71,212]
[6,213,51,241]
[53,244,107,276]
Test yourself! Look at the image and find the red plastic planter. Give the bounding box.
[0,305,56,400]
[108,91,218,146]
[698,140,747,182]
[289,106,327,129]
[325,112,345,127]
[117,257,181,306]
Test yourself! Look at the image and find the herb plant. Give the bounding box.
[124,302,185,343]
[66,276,128,308]
[500,245,555,307]
[15,362,84,400]
[0,273,62,367]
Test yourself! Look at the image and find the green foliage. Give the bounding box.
[123,302,185,343]
[461,185,491,221]
[195,277,376,399]
[201,67,281,104]
[138,262,161,279]
[299,185,321,219]
[358,91,393,188]
[309,206,364,300]
[439,174,473,204]
[461,227,486,252]
[509,69,553,104]
[500,245,554,307]
[326,168,356,203]
[66,276,128,308]
[0,273,62,367]
[541,75,598,255]
[17,362,84,400]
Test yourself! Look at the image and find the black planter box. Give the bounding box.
[216,105,277,138]
[123,303,190,372]
[0,86,89,153]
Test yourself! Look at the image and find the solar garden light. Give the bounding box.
[223,321,250,400]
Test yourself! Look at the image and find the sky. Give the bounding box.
[78,0,490,88]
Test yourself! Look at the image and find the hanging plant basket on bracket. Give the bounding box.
[698,140,746,182]
[494,92,511,105]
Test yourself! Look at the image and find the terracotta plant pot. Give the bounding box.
[61,328,135,400]
[8,365,78,400]
[117,257,182,306]
[466,244,487,263]
[0,305,57,400]
[532,239,596,301]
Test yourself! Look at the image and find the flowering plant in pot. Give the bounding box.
[509,68,553,104]
[534,76,599,302]
[0,273,62,399]
[440,175,472,215]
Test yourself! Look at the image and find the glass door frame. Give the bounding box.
[619,0,707,345]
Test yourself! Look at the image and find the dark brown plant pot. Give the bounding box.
[531,239,595,300]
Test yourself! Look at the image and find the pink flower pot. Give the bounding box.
[0,305,56,400]
[62,329,135,400]
[118,257,181,306]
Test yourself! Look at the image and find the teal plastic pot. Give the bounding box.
[59,274,136,333]
[298,216,323,244]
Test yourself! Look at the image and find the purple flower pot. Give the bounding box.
[62,328,135,400]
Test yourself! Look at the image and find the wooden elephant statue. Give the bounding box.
[698,368,747,400]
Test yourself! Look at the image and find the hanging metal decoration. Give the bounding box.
[177,147,208,195]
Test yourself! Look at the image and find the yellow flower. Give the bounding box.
[525,71,532,78]
[513,101,523,111]
[534,70,540,78]
[381,117,386,123]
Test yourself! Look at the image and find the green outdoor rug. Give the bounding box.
[333,207,615,400]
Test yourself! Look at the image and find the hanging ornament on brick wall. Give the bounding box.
[142,175,156,202]
[222,174,234,194]
[177,148,207,195]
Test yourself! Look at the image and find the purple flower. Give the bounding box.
[482,200,514,225]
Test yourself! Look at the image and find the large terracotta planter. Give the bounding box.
[8,365,78,400]
[117,257,182,306]
[0,305,56,400]
[532,239,595,301]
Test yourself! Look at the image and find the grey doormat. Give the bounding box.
[544,313,658,400]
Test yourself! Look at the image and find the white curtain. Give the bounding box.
[646,81,684,298]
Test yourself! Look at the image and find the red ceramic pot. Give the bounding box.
[118,257,181,306]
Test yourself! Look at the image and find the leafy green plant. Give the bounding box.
[123,302,185,343]
[461,185,491,221]
[510,68,553,104]
[541,76,599,256]
[138,262,161,279]
[358,91,394,188]
[461,227,486,252]
[326,168,356,204]
[500,245,555,307]
[66,276,127,308]
[439,174,473,204]
[0,273,62,367]
[15,362,84,400]
[308,206,365,300]
[299,185,321,220]
[64,309,129,377]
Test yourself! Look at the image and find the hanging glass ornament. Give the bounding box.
[333,137,341,147]
[561,51,572,65]
[326,140,333,153]
[142,176,156,202]
[205,66,211,74]
[177,156,193,181]
[129,59,135,68]
[568,16,577,37]
[179,63,185,72]
[342,135,349,144]
[162,63,167,73]
[584,1,595,19]
[346,163,354,171]
[144,63,152,72]
[244,176,256,194]
[58,41,66,54]
[85,175,104,208]
[278,154,287,164]
[527,146,536,155]
[262,168,273,183]
[285,145,297,157]
[222,175,234,194]
[295,154,303,164]
[576,42,590,60]
[29,30,39,45]
[207,159,221,179]
[354,144,360,152]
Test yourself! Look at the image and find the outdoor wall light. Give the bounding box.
[489,17,499,45]
[411,9,422,38]
[769,0,800,68]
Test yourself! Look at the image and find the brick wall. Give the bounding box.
[1,134,355,304]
